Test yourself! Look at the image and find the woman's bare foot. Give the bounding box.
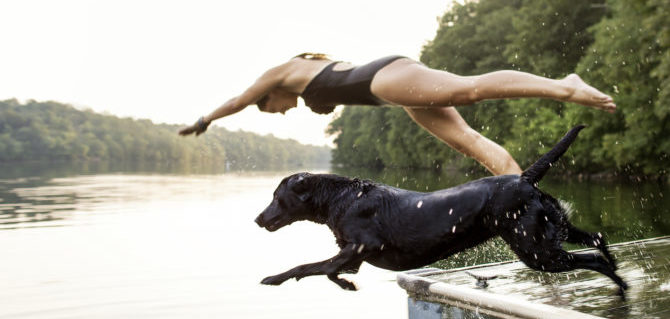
[561,74,616,113]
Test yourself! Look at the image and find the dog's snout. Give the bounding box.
[255,214,265,227]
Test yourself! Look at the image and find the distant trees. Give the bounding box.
[329,0,670,178]
[0,99,331,169]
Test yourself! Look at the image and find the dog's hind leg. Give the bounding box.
[261,244,364,290]
[565,224,617,270]
[513,245,628,297]
[562,251,628,297]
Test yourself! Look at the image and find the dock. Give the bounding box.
[398,236,670,319]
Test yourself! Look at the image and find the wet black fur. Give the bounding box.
[255,125,627,295]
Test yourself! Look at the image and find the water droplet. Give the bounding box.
[449,208,453,215]
[452,226,456,233]
[357,191,363,198]
[357,244,365,254]
[417,201,423,208]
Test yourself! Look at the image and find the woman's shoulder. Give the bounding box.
[282,58,334,78]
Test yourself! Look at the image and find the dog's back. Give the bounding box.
[345,177,507,270]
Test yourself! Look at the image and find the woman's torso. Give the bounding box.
[301,56,407,112]
[272,56,409,114]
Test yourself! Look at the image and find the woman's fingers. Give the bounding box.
[178,126,195,136]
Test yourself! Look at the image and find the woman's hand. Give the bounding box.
[178,117,211,136]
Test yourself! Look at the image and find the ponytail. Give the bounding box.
[293,52,329,60]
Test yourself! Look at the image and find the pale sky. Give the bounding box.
[1,0,452,146]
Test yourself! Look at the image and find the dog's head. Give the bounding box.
[255,172,316,232]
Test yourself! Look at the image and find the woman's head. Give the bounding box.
[256,95,270,112]
[256,90,298,114]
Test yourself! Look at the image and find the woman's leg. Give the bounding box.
[404,106,522,176]
[371,60,616,112]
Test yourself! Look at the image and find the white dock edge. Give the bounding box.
[397,272,605,319]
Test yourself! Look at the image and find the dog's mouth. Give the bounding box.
[265,219,283,232]
[256,215,289,232]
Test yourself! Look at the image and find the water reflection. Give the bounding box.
[0,161,325,230]
[0,176,73,229]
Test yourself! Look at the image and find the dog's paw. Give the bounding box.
[261,275,287,286]
[616,287,627,301]
[330,276,358,291]
[620,281,629,292]
[340,281,358,291]
[613,281,629,300]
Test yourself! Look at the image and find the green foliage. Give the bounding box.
[329,0,669,178]
[0,99,331,169]
[501,0,607,169]
[569,0,670,175]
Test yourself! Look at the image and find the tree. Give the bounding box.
[0,100,331,169]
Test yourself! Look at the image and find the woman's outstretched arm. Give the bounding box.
[179,64,288,136]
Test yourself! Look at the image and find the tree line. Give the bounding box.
[328,0,669,178]
[0,99,331,169]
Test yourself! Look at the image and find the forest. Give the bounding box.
[328,0,669,178]
[0,99,331,170]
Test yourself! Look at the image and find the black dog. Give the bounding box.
[255,125,627,296]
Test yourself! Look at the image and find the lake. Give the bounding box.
[1,162,668,318]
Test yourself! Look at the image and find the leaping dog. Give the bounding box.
[255,125,627,296]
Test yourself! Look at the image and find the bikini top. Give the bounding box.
[300,55,406,114]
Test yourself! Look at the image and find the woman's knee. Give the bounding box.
[462,76,483,104]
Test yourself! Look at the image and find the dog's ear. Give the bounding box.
[290,173,312,202]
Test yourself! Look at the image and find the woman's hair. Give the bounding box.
[293,52,329,60]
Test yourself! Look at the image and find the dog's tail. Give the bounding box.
[521,125,586,185]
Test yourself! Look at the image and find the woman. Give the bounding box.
[178,53,616,175]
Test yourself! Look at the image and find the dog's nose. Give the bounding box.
[254,215,264,227]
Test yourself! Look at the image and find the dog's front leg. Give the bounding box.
[261,244,361,290]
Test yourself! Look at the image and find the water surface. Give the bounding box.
[0,164,405,319]
[1,162,668,318]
